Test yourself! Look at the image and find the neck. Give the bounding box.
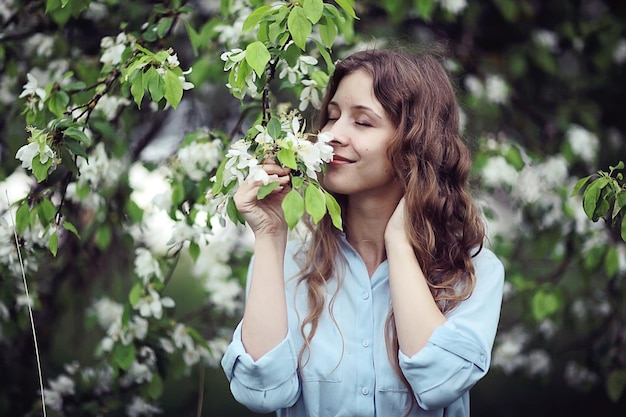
[344,193,401,275]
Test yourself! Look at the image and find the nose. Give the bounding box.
[324,120,348,146]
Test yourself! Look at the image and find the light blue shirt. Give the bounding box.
[221,233,504,416]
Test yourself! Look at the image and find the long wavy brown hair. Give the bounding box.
[295,47,486,411]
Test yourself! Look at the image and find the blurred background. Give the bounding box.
[1,0,625,416]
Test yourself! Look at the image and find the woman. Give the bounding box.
[221,48,505,416]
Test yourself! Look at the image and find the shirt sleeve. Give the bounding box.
[220,321,301,413]
[398,248,505,410]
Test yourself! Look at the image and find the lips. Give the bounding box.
[330,155,354,165]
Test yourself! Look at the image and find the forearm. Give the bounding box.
[387,239,446,357]
[241,233,289,360]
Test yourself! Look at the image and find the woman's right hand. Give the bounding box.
[233,160,291,237]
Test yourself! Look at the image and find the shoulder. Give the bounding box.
[470,247,505,292]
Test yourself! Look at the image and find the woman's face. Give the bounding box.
[321,70,401,199]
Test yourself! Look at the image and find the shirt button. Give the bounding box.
[361,387,369,395]
[362,339,370,347]
[362,292,369,300]
[480,354,486,363]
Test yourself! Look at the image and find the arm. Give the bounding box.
[385,198,505,410]
[384,198,447,356]
[234,161,291,360]
[220,162,301,412]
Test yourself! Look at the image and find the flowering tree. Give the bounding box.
[1,0,626,416]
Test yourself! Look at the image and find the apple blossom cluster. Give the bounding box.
[15,126,57,175]
[219,112,333,193]
[66,142,126,211]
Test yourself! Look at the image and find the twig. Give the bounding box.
[5,191,47,417]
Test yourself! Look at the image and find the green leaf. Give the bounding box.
[164,69,183,109]
[571,175,591,196]
[129,283,143,307]
[318,16,337,48]
[282,189,304,229]
[303,0,324,24]
[305,184,326,223]
[267,116,282,139]
[291,175,304,189]
[245,41,271,78]
[531,289,561,321]
[258,181,281,199]
[32,157,53,183]
[62,221,80,239]
[242,5,273,32]
[276,148,297,170]
[47,90,69,117]
[64,127,91,145]
[226,196,245,225]
[95,224,112,250]
[316,40,335,72]
[211,158,228,194]
[63,138,88,159]
[48,230,58,257]
[157,18,173,38]
[130,71,145,107]
[621,215,626,243]
[144,68,163,103]
[607,370,626,402]
[582,179,606,219]
[287,6,312,50]
[16,203,30,234]
[112,342,136,371]
[146,373,163,399]
[415,0,435,21]
[189,240,201,261]
[126,200,144,223]
[334,0,358,19]
[324,190,343,230]
[38,197,56,223]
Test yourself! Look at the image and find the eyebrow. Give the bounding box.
[328,101,384,120]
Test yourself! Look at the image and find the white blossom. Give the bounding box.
[564,361,598,388]
[566,124,599,165]
[492,327,529,374]
[100,33,134,66]
[120,361,152,386]
[49,375,75,396]
[25,34,55,58]
[464,75,484,98]
[204,276,242,314]
[95,95,131,120]
[278,54,318,85]
[134,248,164,285]
[533,30,559,52]
[177,139,222,181]
[92,297,124,330]
[480,155,519,188]
[437,0,467,15]
[613,39,626,65]
[126,396,162,417]
[135,287,175,319]
[485,74,509,104]
[525,350,551,376]
[299,79,322,111]
[42,389,63,411]
[18,73,47,102]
